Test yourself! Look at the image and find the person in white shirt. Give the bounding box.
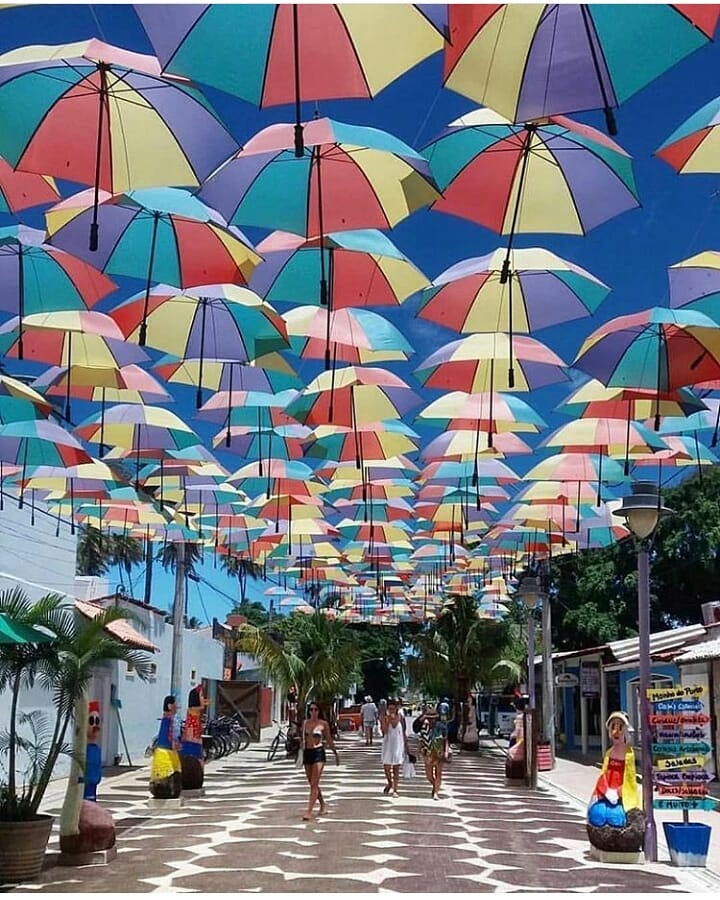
[359,695,378,746]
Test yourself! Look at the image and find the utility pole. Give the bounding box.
[541,589,555,764]
[170,542,186,698]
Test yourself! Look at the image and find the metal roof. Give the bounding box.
[603,623,707,670]
[674,636,720,665]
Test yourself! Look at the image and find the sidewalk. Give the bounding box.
[538,750,720,887]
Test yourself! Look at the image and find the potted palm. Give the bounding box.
[0,588,152,883]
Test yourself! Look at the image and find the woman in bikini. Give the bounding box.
[301,702,339,820]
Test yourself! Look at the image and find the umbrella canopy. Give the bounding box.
[668,251,720,318]
[573,308,720,417]
[0,419,92,469]
[251,228,429,309]
[0,39,237,249]
[0,224,115,357]
[443,5,718,133]
[416,390,546,432]
[75,404,200,453]
[657,94,720,174]
[200,117,439,235]
[424,109,639,237]
[0,611,54,644]
[136,4,443,155]
[415,332,570,394]
[283,305,414,365]
[111,283,289,407]
[0,155,58,214]
[33,363,172,405]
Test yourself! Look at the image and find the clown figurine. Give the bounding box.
[150,695,182,799]
[587,711,645,854]
[83,700,102,801]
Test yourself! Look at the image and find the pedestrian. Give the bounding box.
[286,684,298,724]
[360,694,378,745]
[380,698,409,797]
[418,705,448,800]
[301,701,339,821]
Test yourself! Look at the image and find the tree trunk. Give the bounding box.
[7,670,21,814]
[59,695,86,838]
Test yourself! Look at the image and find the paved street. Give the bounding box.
[8,733,720,893]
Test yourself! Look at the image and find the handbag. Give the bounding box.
[402,757,416,779]
[295,730,305,768]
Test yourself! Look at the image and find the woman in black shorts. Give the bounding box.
[301,702,339,820]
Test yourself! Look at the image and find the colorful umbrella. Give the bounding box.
[573,307,720,423]
[200,117,439,236]
[136,4,443,155]
[0,39,237,249]
[283,305,414,366]
[110,283,289,407]
[415,332,570,396]
[0,224,115,358]
[0,419,91,473]
[657,94,720,174]
[75,404,200,455]
[0,155,58,214]
[155,354,299,393]
[46,187,262,346]
[443,5,718,133]
[668,251,720,318]
[251,228,429,309]
[418,247,609,386]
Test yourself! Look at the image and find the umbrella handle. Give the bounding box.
[90,64,109,252]
[580,5,618,136]
[292,4,304,158]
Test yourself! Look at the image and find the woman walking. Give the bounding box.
[419,705,448,800]
[380,699,409,797]
[301,702,339,820]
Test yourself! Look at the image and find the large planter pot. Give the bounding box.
[663,822,712,867]
[0,814,53,884]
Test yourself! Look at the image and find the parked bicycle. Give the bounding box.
[203,713,251,760]
[267,719,301,762]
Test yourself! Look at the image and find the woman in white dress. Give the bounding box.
[380,699,409,797]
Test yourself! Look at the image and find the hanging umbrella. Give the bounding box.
[0,611,54,644]
[0,224,116,359]
[557,378,707,420]
[0,420,91,472]
[414,332,570,432]
[443,5,718,134]
[155,354,299,392]
[283,305,414,366]
[0,155,58,214]
[75,404,200,456]
[205,393,302,456]
[0,39,237,250]
[46,187,261,348]
[0,374,53,422]
[111,284,289,407]
[251,228,429,309]
[201,116,437,368]
[421,430,533,461]
[668,250,720,319]
[33,363,171,405]
[418,247,609,386]
[424,109,638,294]
[657,94,720,174]
[0,310,150,419]
[573,307,720,428]
[136,4,443,156]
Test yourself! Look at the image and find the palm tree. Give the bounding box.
[238,611,361,714]
[155,540,204,577]
[408,595,523,735]
[76,526,145,580]
[57,606,152,845]
[220,554,262,604]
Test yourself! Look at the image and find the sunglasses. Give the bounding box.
[308,706,319,711]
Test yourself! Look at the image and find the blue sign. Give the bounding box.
[653,700,703,713]
[654,798,716,811]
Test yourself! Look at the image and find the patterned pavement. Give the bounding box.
[8,735,717,893]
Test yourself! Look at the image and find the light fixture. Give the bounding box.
[517,574,543,610]
[612,481,672,539]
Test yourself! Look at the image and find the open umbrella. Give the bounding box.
[111,284,289,407]
[0,39,237,250]
[251,228,429,309]
[0,224,116,358]
[46,187,262,346]
[0,611,54,644]
[418,247,609,386]
[424,109,638,294]
[657,94,720,175]
[443,5,718,134]
[136,4,443,156]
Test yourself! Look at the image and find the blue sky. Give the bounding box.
[3,4,720,625]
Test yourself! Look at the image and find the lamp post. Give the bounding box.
[518,575,544,788]
[613,481,672,864]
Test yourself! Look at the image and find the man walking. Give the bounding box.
[360,695,378,746]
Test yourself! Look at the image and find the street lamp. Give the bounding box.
[518,575,544,789]
[613,481,672,863]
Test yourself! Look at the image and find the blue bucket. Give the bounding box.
[663,822,712,867]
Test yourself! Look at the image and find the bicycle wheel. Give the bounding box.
[267,733,281,762]
[236,728,251,752]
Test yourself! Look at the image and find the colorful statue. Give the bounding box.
[83,700,103,801]
[180,685,207,790]
[149,695,182,799]
[587,711,645,853]
[505,696,527,779]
